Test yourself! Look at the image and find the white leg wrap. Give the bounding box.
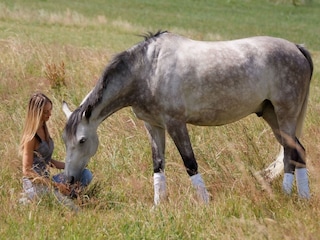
[191,173,209,203]
[283,173,294,195]
[295,168,310,199]
[153,172,167,205]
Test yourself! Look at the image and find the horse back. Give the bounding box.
[133,33,312,126]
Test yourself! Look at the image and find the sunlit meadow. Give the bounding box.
[0,0,319,239]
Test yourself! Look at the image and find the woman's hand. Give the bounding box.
[50,159,65,169]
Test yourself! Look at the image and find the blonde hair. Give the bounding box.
[19,93,52,155]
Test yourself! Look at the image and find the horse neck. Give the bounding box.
[88,73,136,124]
[85,46,149,124]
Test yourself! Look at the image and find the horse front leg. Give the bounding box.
[144,122,167,205]
[166,120,209,203]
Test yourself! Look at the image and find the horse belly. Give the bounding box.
[181,78,266,126]
[186,107,257,126]
[185,99,263,126]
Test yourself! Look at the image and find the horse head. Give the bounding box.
[62,102,99,184]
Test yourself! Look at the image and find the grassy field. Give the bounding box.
[1,0,320,239]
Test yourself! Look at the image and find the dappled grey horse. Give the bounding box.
[62,31,313,204]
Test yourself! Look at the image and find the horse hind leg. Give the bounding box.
[166,120,209,203]
[144,122,167,205]
[260,101,310,198]
[288,137,309,198]
[259,101,284,181]
[276,107,310,198]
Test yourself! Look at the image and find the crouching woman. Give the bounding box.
[19,92,92,203]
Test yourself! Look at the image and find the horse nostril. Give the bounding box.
[68,176,75,184]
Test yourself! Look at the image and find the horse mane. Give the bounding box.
[140,30,168,41]
[65,30,168,139]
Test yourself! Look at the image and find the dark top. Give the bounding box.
[32,134,54,177]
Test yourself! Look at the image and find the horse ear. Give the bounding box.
[62,101,72,119]
[84,105,93,119]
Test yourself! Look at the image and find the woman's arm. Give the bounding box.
[22,138,39,178]
[50,159,65,169]
[49,160,70,195]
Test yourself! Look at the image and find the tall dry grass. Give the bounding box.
[0,0,320,239]
[1,36,319,240]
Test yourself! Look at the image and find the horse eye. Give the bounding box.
[79,137,86,144]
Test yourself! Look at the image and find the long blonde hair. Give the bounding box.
[19,93,52,155]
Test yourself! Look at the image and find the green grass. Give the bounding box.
[1,0,320,239]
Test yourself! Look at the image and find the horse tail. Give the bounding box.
[295,44,313,138]
[296,44,313,80]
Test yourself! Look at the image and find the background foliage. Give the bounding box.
[0,0,319,239]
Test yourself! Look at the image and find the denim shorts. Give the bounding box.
[52,168,93,187]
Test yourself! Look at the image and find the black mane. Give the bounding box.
[140,30,168,41]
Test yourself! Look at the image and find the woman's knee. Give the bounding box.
[52,169,92,186]
[80,169,93,186]
[52,173,67,183]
